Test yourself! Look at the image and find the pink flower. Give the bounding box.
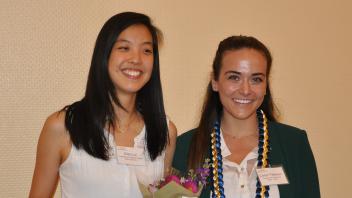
[182,180,198,193]
[165,175,181,184]
[159,175,181,188]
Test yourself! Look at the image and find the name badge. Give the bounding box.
[115,146,145,166]
[256,166,289,186]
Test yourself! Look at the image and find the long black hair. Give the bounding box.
[188,35,278,169]
[64,12,168,161]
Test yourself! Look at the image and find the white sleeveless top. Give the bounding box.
[59,126,165,198]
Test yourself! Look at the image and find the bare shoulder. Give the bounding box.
[42,111,69,139]
[39,111,71,159]
[164,119,177,175]
[168,120,177,140]
[29,111,70,197]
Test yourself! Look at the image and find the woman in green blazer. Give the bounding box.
[173,36,320,198]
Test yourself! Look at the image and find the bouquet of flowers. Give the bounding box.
[139,159,210,198]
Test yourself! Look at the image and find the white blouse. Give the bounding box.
[59,126,165,198]
[212,131,280,198]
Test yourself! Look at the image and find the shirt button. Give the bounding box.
[241,185,244,188]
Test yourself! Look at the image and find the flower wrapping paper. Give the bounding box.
[138,180,203,198]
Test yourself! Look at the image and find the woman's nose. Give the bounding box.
[239,80,251,95]
[128,50,142,65]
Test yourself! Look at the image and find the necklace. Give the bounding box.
[116,112,138,134]
[210,109,270,198]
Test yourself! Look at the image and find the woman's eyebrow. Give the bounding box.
[224,71,241,75]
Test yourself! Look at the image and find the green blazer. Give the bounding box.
[173,122,320,198]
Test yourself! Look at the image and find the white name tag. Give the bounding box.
[115,146,145,166]
[256,166,289,186]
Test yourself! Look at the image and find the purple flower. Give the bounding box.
[196,167,210,185]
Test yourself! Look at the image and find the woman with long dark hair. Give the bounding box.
[173,35,319,198]
[30,12,176,198]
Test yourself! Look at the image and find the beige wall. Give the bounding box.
[1,0,351,197]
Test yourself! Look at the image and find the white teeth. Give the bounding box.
[234,99,251,104]
[123,69,141,77]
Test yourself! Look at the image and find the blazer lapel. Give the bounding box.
[269,123,293,198]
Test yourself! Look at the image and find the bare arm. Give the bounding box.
[29,112,70,198]
[164,120,177,176]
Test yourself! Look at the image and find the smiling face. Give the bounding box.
[212,48,268,121]
[108,24,154,96]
